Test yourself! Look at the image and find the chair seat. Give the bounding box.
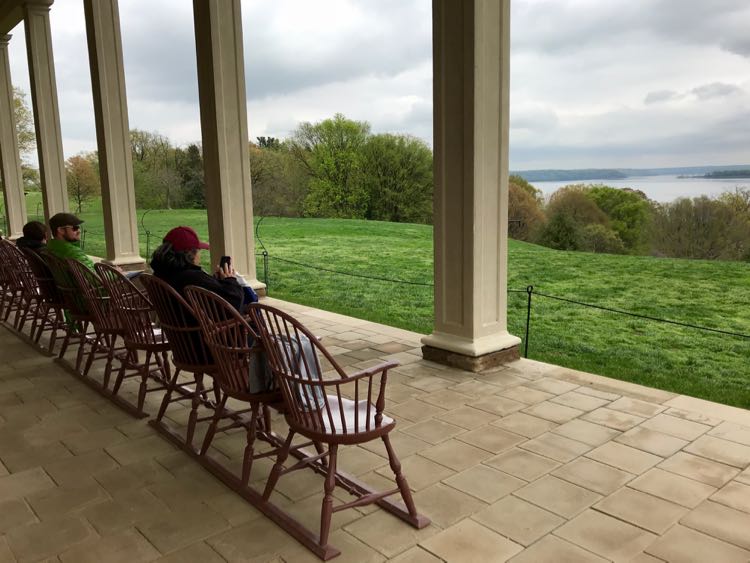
[322,395,393,434]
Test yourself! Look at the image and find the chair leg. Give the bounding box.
[200,392,228,456]
[319,443,338,549]
[102,334,118,389]
[82,331,104,378]
[74,322,90,373]
[241,401,261,486]
[136,350,153,412]
[382,434,419,519]
[112,349,132,395]
[185,372,203,449]
[263,430,295,501]
[156,368,182,423]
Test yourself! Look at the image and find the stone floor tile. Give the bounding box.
[658,451,738,487]
[640,413,712,441]
[522,401,584,424]
[0,499,37,533]
[153,541,225,563]
[388,400,447,423]
[710,481,750,513]
[62,428,130,455]
[139,504,231,554]
[629,468,716,508]
[555,509,657,561]
[473,495,563,546]
[412,483,486,529]
[360,431,430,460]
[1,441,74,474]
[456,426,524,454]
[105,435,178,466]
[519,432,592,463]
[93,459,175,495]
[551,419,620,447]
[436,406,497,430]
[595,487,687,533]
[27,482,109,520]
[491,412,557,438]
[419,389,473,410]
[404,375,455,394]
[450,380,505,398]
[82,488,170,535]
[336,447,388,476]
[736,466,750,485]
[344,509,438,558]
[384,383,425,404]
[280,528,386,563]
[514,475,601,518]
[443,465,525,503]
[388,546,442,563]
[0,537,13,563]
[419,439,492,472]
[526,378,578,395]
[664,407,723,427]
[550,391,610,412]
[708,421,750,446]
[484,448,560,482]
[573,386,621,402]
[582,407,646,431]
[5,516,95,563]
[204,517,292,562]
[497,386,554,405]
[59,528,159,563]
[43,450,119,488]
[680,500,750,550]
[615,426,689,457]
[420,519,523,562]
[684,435,750,468]
[508,535,608,563]
[646,524,750,563]
[552,457,634,495]
[608,396,665,418]
[0,467,56,503]
[468,395,526,417]
[376,455,453,491]
[479,371,529,389]
[585,441,662,474]
[400,419,464,445]
[284,492,366,535]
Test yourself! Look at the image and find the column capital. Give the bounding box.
[24,0,54,12]
[0,35,11,46]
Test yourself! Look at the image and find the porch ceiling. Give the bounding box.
[0,0,25,36]
[1,297,750,561]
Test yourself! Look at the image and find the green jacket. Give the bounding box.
[46,239,96,271]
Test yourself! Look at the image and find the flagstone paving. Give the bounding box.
[1,296,750,562]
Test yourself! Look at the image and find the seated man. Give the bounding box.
[150,226,246,311]
[45,213,94,270]
[15,221,48,252]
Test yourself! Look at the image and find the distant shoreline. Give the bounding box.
[514,165,750,183]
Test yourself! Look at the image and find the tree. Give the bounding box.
[290,113,371,218]
[509,174,543,204]
[177,144,206,208]
[13,87,35,157]
[586,185,653,253]
[508,179,545,241]
[249,142,308,217]
[579,223,625,254]
[256,136,282,150]
[66,153,100,213]
[359,133,433,224]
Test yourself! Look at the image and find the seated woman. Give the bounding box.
[150,226,244,311]
[16,221,48,252]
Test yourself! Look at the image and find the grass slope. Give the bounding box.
[22,196,750,408]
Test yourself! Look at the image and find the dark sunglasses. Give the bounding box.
[62,225,81,232]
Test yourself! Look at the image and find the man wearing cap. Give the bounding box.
[150,226,245,311]
[45,212,95,271]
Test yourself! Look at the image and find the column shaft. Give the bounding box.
[422,0,520,370]
[0,35,27,238]
[193,0,262,288]
[24,0,68,220]
[84,0,143,267]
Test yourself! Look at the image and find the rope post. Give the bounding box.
[145,230,152,258]
[524,285,533,358]
[262,250,269,293]
[81,229,87,251]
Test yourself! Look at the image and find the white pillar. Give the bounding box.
[24,0,67,221]
[84,0,143,268]
[422,0,520,371]
[0,34,27,239]
[192,0,263,290]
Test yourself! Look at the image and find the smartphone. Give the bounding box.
[219,256,231,269]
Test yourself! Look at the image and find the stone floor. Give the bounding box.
[1,297,750,562]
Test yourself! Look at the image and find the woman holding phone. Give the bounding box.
[150,226,245,311]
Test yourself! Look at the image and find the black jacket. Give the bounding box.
[150,261,244,312]
[15,237,45,252]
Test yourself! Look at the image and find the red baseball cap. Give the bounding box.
[163,226,210,252]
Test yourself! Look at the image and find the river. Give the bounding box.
[531,175,750,203]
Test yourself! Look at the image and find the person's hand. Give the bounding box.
[215,262,236,279]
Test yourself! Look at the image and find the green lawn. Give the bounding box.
[20,194,750,408]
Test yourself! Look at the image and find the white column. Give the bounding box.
[192,0,263,289]
[84,0,143,268]
[422,0,520,371]
[24,0,67,221]
[0,34,27,239]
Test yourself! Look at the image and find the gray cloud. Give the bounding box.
[692,82,743,100]
[644,90,681,104]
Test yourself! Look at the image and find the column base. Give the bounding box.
[102,256,147,272]
[422,343,520,373]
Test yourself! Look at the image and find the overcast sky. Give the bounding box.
[5,0,750,170]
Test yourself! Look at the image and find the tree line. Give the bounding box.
[509,178,750,261]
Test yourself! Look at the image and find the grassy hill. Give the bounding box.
[19,196,750,408]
